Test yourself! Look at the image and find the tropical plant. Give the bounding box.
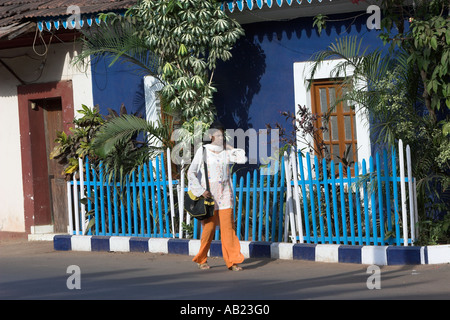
[74,0,244,124]
[378,0,450,116]
[130,0,244,123]
[50,104,104,176]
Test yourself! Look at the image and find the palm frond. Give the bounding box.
[92,114,170,158]
[73,13,161,80]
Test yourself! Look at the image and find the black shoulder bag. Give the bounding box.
[184,147,215,220]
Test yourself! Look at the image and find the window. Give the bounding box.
[293,59,371,176]
[310,80,358,172]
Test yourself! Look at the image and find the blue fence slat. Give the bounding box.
[376,153,384,245]
[155,156,163,237]
[322,158,333,244]
[120,182,126,236]
[148,160,157,237]
[306,153,318,244]
[271,162,279,242]
[361,159,370,245]
[330,161,340,244]
[85,157,92,235]
[92,166,99,236]
[265,163,271,241]
[383,150,393,244]
[297,154,310,243]
[277,157,286,243]
[106,171,112,236]
[113,176,119,235]
[143,164,151,237]
[132,170,138,236]
[347,166,356,245]
[160,154,170,237]
[252,169,257,241]
[369,156,377,245]
[391,147,401,246]
[314,156,325,244]
[99,163,106,235]
[138,166,145,236]
[338,163,348,245]
[245,172,251,241]
[126,174,132,236]
[258,168,264,241]
[237,175,244,240]
[233,173,237,221]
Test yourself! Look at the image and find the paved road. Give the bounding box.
[1,240,449,303]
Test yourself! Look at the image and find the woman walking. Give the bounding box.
[188,122,245,271]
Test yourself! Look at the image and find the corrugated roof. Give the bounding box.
[0,0,135,27]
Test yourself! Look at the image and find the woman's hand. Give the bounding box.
[202,190,212,199]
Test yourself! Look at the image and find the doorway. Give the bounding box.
[32,97,67,231]
[18,81,74,234]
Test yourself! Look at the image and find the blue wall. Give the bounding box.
[213,12,384,174]
[214,12,384,134]
[91,56,146,117]
[89,11,385,169]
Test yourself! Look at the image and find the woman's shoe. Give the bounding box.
[197,263,210,270]
[228,264,243,271]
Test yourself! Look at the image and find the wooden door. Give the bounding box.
[39,98,68,232]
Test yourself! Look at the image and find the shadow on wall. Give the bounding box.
[214,35,267,131]
[214,34,267,175]
[90,55,146,117]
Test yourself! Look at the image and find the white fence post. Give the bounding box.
[283,151,297,243]
[179,160,185,239]
[406,145,415,244]
[290,149,304,243]
[78,158,86,235]
[66,180,73,234]
[166,148,176,238]
[398,139,409,246]
[72,172,80,235]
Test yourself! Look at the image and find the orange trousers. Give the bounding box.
[192,208,244,268]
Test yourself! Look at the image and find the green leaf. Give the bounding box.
[177,43,188,56]
[430,37,438,50]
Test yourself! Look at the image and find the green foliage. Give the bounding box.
[417,213,450,245]
[74,0,244,124]
[73,13,160,78]
[126,0,244,123]
[49,104,104,176]
[312,14,328,35]
[379,0,450,115]
[50,104,155,180]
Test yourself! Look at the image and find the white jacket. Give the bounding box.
[187,144,246,210]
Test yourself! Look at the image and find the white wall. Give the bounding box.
[0,41,93,233]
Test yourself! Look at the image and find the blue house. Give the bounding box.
[89,0,383,170]
[0,0,385,239]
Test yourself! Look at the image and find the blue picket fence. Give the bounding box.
[67,153,177,238]
[67,149,288,241]
[285,139,418,246]
[67,140,418,246]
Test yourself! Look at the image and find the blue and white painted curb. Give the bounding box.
[53,235,450,265]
